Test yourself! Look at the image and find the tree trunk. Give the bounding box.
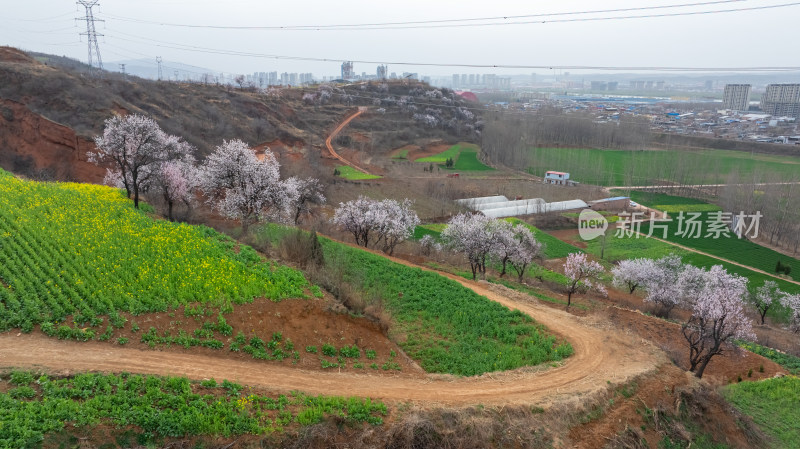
[167,200,174,222]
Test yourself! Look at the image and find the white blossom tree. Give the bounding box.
[199,139,284,233]
[780,292,800,333]
[489,220,516,277]
[681,265,755,378]
[641,254,686,318]
[611,258,655,294]
[282,176,325,224]
[332,197,419,255]
[750,280,784,325]
[507,225,544,282]
[90,114,176,209]
[441,213,499,280]
[563,252,606,307]
[332,196,376,247]
[373,199,420,256]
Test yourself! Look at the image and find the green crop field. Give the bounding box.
[335,165,382,180]
[412,223,447,240]
[257,225,573,376]
[0,371,386,447]
[737,341,800,375]
[724,376,800,449]
[621,192,800,285]
[415,143,492,171]
[0,170,308,332]
[581,227,798,299]
[415,144,465,163]
[453,150,493,171]
[505,219,583,259]
[528,147,800,187]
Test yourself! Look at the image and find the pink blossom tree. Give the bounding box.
[199,139,284,234]
[611,258,655,294]
[149,135,197,221]
[681,265,755,378]
[563,252,606,307]
[282,176,325,224]
[441,213,500,280]
[153,158,197,221]
[750,280,784,325]
[90,114,174,209]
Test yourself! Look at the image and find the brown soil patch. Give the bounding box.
[569,363,762,449]
[0,46,35,64]
[55,295,421,377]
[0,99,106,183]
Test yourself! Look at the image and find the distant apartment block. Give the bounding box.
[377,64,388,80]
[341,61,355,80]
[723,84,751,111]
[761,84,800,118]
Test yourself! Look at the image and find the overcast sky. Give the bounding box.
[2,0,799,79]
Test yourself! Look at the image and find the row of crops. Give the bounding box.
[0,170,308,331]
[257,225,573,376]
[0,371,386,447]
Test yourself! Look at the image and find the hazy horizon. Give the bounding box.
[3,0,800,80]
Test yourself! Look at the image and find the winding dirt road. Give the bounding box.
[0,251,663,406]
[325,107,372,175]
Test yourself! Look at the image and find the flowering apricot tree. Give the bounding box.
[563,252,606,307]
[90,114,174,209]
[199,139,284,233]
[681,265,755,378]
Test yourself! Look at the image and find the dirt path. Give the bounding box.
[325,107,371,175]
[0,246,663,406]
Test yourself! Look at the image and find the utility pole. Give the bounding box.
[174,70,179,82]
[156,56,163,81]
[118,63,126,81]
[76,0,104,72]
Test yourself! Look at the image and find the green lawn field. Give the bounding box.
[528,147,800,187]
[335,165,382,180]
[415,143,493,171]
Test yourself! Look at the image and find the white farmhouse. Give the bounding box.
[544,171,577,186]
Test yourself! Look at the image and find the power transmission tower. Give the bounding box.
[156,56,163,81]
[119,63,126,81]
[76,0,104,71]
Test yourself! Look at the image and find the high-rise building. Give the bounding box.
[377,64,388,80]
[452,74,460,88]
[761,84,800,118]
[341,61,355,79]
[722,84,751,111]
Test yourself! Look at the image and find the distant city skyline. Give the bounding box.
[3,0,800,80]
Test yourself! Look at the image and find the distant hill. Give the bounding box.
[0,46,478,183]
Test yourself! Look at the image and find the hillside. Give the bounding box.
[0,47,479,184]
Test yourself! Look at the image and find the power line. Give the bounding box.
[104,31,800,72]
[76,0,104,71]
[102,0,747,30]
